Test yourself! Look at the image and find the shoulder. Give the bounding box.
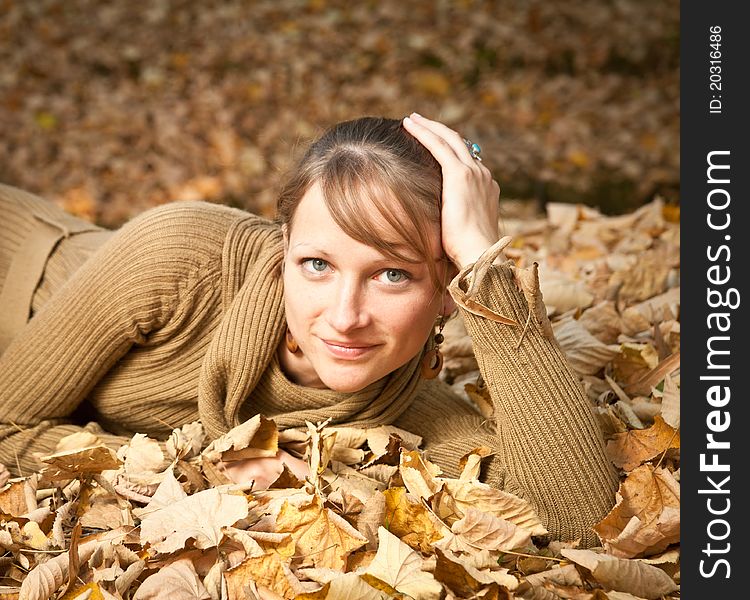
[113,201,280,264]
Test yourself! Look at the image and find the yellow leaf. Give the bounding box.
[275,495,366,570]
[224,553,304,600]
[594,464,680,558]
[398,451,442,500]
[605,416,680,472]
[382,487,445,552]
[59,582,104,600]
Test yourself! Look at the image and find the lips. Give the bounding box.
[320,338,378,359]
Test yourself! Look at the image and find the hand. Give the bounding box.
[402,113,502,269]
[221,449,310,489]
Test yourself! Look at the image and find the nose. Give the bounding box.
[325,278,370,333]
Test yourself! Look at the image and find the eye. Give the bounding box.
[378,268,410,284]
[301,258,330,273]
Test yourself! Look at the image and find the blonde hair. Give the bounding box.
[275,117,448,291]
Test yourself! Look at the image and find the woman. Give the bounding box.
[0,114,618,546]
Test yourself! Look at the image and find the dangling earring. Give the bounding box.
[285,327,300,354]
[421,315,446,379]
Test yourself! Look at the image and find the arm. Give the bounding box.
[0,202,227,475]
[403,113,618,546]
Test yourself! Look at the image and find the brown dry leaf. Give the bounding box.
[518,563,584,599]
[434,481,547,535]
[38,446,122,481]
[537,266,594,316]
[139,488,249,553]
[594,464,679,558]
[203,414,278,462]
[511,262,555,339]
[133,469,187,518]
[364,526,443,600]
[300,572,389,600]
[0,479,36,517]
[399,451,443,500]
[552,317,619,375]
[19,539,100,600]
[449,507,532,552]
[624,352,680,397]
[560,549,678,599]
[578,302,624,344]
[621,288,680,335]
[166,422,205,460]
[434,547,518,595]
[118,434,167,476]
[366,426,422,457]
[132,558,210,600]
[224,552,305,600]
[275,494,366,569]
[382,487,445,553]
[609,252,671,305]
[611,344,659,388]
[605,416,680,472]
[659,374,680,429]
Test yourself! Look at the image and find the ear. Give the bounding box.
[441,291,457,318]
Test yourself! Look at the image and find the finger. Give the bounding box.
[403,116,468,168]
[409,113,477,165]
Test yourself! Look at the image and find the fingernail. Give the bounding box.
[403,116,413,124]
[411,112,422,118]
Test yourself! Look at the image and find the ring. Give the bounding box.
[463,138,482,161]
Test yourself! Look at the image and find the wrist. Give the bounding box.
[452,238,503,270]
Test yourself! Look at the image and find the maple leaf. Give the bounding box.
[139,488,249,553]
[433,547,518,595]
[224,552,305,600]
[606,416,679,472]
[594,464,679,558]
[363,526,443,600]
[275,495,366,570]
[382,487,446,552]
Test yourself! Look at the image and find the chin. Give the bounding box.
[318,369,378,393]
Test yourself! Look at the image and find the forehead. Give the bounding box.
[289,182,442,259]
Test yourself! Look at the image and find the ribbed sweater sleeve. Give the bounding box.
[0,202,227,475]
[447,250,619,546]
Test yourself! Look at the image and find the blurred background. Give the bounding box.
[0,0,679,228]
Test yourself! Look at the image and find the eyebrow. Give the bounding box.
[290,242,441,264]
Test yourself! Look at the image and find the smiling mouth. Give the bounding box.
[320,339,378,359]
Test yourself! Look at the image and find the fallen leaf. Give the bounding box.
[606,416,679,472]
[364,527,443,600]
[560,549,678,599]
[203,415,278,461]
[132,558,210,600]
[140,488,249,553]
[275,495,366,569]
[449,507,531,552]
[552,317,619,375]
[594,465,679,558]
[382,487,445,552]
[434,481,546,535]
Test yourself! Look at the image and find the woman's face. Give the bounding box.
[281,182,454,392]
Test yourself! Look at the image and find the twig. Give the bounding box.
[499,550,565,563]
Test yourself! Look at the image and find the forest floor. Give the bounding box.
[1,0,679,227]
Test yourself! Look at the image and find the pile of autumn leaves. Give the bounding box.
[0,199,680,600]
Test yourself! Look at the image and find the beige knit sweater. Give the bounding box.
[0,184,618,545]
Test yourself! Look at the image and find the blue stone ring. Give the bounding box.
[463,138,483,161]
